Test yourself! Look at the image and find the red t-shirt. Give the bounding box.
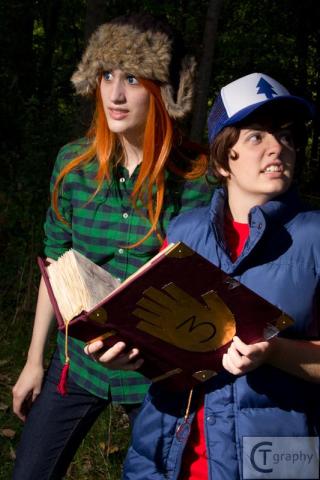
[223,212,250,262]
[179,216,249,479]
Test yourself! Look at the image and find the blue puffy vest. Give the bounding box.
[124,188,320,480]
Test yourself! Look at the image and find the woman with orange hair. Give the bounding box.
[12,14,214,479]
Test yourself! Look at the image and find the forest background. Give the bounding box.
[0,0,320,478]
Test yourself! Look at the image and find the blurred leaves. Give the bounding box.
[1,428,16,439]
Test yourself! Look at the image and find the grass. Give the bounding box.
[0,238,131,479]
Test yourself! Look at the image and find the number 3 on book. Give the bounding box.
[133,283,236,352]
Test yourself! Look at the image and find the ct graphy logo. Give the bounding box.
[250,441,273,474]
[243,437,319,479]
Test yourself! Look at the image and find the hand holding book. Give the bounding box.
[222,334,275,376]
[85,339,144,372]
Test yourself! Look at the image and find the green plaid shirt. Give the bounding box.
[44,138,215,403]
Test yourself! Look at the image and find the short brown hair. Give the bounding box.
[210,126,240,182]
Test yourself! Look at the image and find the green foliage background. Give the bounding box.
[0,0,319,478]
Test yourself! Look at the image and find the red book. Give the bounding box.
[38,242,293,390]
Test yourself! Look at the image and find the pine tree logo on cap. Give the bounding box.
[256,77,278,99]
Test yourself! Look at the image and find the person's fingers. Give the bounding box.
[12,393,27,421]
[232,336,270,361]
[231,336,253,356]
[127,357,144,370]
[222,352,237,374]
[223,345,251,375]
[31,389,41,402]
[113,356,144,371]
[84,340,143,370]
[227,342,243,366]
[98,346,140,365]
[127,348,140,361]
[12,402,24,421]
[222,352,229,371]
[84,339,106,355]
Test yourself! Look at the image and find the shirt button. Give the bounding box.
[123,212,129,219]
[118,248,124,254]
[120,177,126,183]
[206,415,216,425]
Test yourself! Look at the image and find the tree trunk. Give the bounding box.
[190,0,223,143]
[6,0,36,98]
[74,0,108,136]
[38,0,62,101]
[84,0,108,43]
[1,1,35,148]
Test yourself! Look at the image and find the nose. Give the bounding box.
[266,132,282,155]
[110,78,126,104]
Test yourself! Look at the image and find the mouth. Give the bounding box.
[261,163,284,173]
[108,108,129,120]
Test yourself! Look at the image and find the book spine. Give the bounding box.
[37,257,65,329]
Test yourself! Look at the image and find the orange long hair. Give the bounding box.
[52,79,208,247]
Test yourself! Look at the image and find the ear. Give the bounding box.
[217,148,237,179]
[217,166,230,179]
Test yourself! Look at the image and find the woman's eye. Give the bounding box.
[127,75,138,85]
[103,71,112,81]
[248,133,261,143]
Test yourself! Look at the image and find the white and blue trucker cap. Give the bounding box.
[208,73,314,143]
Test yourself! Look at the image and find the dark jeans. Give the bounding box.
[12,350,141,480]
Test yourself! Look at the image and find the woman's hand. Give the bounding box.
[12,361,45,421]
[84,340,144,371]
[222,335,275,375]
[12,274,56,421]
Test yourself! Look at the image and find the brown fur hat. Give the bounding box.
[71,14,196,119]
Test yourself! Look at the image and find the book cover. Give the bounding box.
[38,243,294,390]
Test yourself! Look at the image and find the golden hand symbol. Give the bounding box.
[133,283,236,352]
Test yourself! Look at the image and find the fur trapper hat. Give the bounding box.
[71,14,196,119]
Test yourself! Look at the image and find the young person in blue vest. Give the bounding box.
[120,73,320,479]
